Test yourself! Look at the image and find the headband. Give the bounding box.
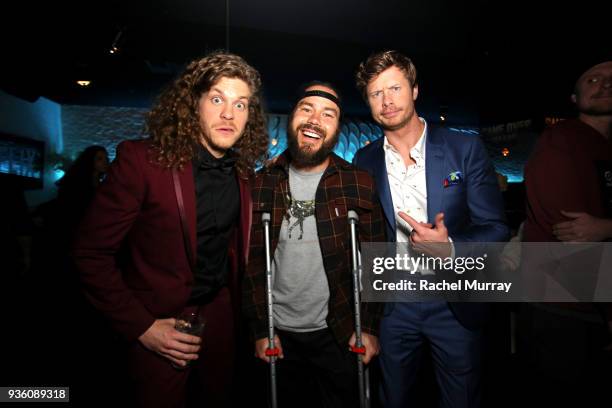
[300,89,342,111]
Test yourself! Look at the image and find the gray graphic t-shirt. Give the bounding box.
[272,165,329,332]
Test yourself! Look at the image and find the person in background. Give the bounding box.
[55,145,109,232]
[521,60,612,406]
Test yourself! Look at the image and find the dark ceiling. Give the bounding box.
[1,0,609,125]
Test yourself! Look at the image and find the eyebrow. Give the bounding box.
[210,87,250,100]
[324,106,339,116]
[370,84,401,94]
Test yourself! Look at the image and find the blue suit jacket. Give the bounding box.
[353,126,509,329]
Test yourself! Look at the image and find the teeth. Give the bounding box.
[303,130,321,139]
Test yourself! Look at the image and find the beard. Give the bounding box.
[380,116,411,131]
[287,121,339,167]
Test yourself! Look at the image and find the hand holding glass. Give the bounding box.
[172,311,205,370]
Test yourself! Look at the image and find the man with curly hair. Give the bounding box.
[73,52,268,407]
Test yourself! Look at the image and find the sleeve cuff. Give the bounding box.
[448,236,456,259]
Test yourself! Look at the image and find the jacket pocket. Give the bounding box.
[333,197,373,218]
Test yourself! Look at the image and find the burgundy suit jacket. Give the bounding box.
[73,140,252,341]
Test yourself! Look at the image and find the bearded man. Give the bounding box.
[243,81,386,408]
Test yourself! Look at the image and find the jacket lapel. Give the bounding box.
[425,129,445,223]
[176,162,197,264]
[238,175,252,265]
[371,139,396,237]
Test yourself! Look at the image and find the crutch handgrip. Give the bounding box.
[265,347,281,356]
[350,345,366,355]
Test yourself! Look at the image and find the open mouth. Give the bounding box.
[302,129,322,139]
[299,124,325,140]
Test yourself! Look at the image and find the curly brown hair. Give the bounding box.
[355,50,418,100]
[146,51,268,175]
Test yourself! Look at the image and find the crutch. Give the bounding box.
[348,210,371,408]
[262,213,279,408]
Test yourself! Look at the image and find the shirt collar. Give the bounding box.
[383,117,428,161]
[194,144,236,174]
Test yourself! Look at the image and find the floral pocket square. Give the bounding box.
[443,171,463,188]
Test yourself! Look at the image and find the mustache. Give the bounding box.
[214,122,237,130]
[298,122,326,138]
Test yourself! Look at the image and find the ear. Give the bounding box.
[570,93,577,104]
[413,85,419,101]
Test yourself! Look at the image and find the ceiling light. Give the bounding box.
[439,104,448,124]
[108,27,126,55]
[76,80,91,87]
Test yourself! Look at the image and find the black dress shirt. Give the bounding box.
[188,144,239,304]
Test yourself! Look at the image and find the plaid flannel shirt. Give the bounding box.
[242,151,386,344]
